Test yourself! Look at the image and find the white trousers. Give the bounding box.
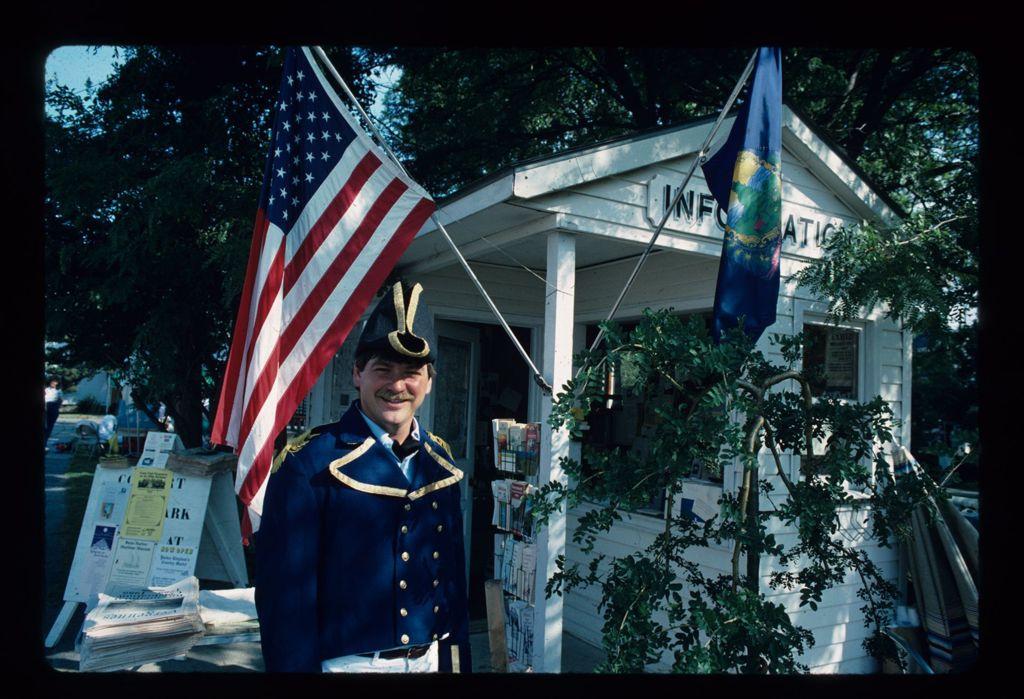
[320,641,439,673]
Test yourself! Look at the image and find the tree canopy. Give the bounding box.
[43,45,377,446]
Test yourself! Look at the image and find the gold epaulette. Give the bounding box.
[271,427,320,474]
[426,431,454,460]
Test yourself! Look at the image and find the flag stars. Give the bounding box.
[274,148,282,158]
[282,209,289,221]
[275,167,285,179]
[282,121,291,132]
[321,111,330,122]
[296,69,304,81]
[292,175,300,186]
[305,152,315,162]
[308,92,317,102]
[287,75,294,86]
[321,130,330,141]
[306,132,316,143]
[307,112,316,122]
[321,151,331,162]
[279,100,288,111]
[304,172,314,183]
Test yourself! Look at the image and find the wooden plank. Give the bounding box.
[45,601,78,648]
[484,579,509,672]
[881,329,904,350]
[194,471,248,587]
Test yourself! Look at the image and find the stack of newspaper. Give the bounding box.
[78,576,205,672]
[165,448,237,477]
[196,587,260,644]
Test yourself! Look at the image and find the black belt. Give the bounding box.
[358,643,431,660]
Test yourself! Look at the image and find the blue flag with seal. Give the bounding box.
[701,47,783,344]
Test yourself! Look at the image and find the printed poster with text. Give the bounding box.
[107,468,172,587]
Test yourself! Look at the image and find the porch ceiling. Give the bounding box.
[398,202,664,276]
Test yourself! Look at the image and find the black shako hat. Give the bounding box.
[356,282,436,364]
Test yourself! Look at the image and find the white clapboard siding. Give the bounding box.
[565,477,903,673]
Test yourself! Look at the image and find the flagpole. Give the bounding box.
[579,49,759,371]
[311,46,552,394]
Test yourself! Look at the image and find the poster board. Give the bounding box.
[46,432,247,648]
[136,431,180,469]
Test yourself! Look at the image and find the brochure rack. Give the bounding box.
[489,419,540,672]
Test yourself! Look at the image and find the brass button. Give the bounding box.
[399,580,407,589]
[400,608,408,617]
[401,525,409,534]
[433,634,438,641]
[432,579,439,588]
[404,504,412,511]
[433,605,440,614]
[436,524,444,533]
[431,501,438,510]
[401,634,410,644]
[401,551,410,562]
[432,551,439,560]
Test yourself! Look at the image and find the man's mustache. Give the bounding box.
[377,391,414,402]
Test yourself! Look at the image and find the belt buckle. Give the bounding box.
[406,644,430,659]
[371,643,429,660]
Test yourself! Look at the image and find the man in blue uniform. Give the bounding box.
[255,282,471,673]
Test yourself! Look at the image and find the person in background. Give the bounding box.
[44,377,63,449]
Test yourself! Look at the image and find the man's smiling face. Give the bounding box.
[352,356,433,443]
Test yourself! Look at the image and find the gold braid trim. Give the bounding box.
[392,282,406,332]
[405,283,422,333]
[427,431,454,460]
[408,441,464,500]
[385,282,430,358]
[387,330,431,358]
[327,437,409,498]
[271,428,319,474]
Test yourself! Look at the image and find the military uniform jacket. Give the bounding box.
[254,402,471,672]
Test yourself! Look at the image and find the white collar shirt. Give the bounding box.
[356,405,420,483]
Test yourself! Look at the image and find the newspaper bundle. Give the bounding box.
[197,587,260,642]
[78,576,204,672]
[165,448,237,477]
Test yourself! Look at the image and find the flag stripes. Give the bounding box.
[283,151,382,295]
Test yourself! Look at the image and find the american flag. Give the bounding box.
[211,47,435,537]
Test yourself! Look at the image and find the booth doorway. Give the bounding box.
[428,320,533,621]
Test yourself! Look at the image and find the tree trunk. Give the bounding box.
[168,363,205,448]
[745,468,760,591]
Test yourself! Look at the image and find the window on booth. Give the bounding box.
[800,321,870,483]
[802,323,861,400]
[581,312,719,520]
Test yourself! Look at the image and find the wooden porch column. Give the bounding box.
[533,230,575,672]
